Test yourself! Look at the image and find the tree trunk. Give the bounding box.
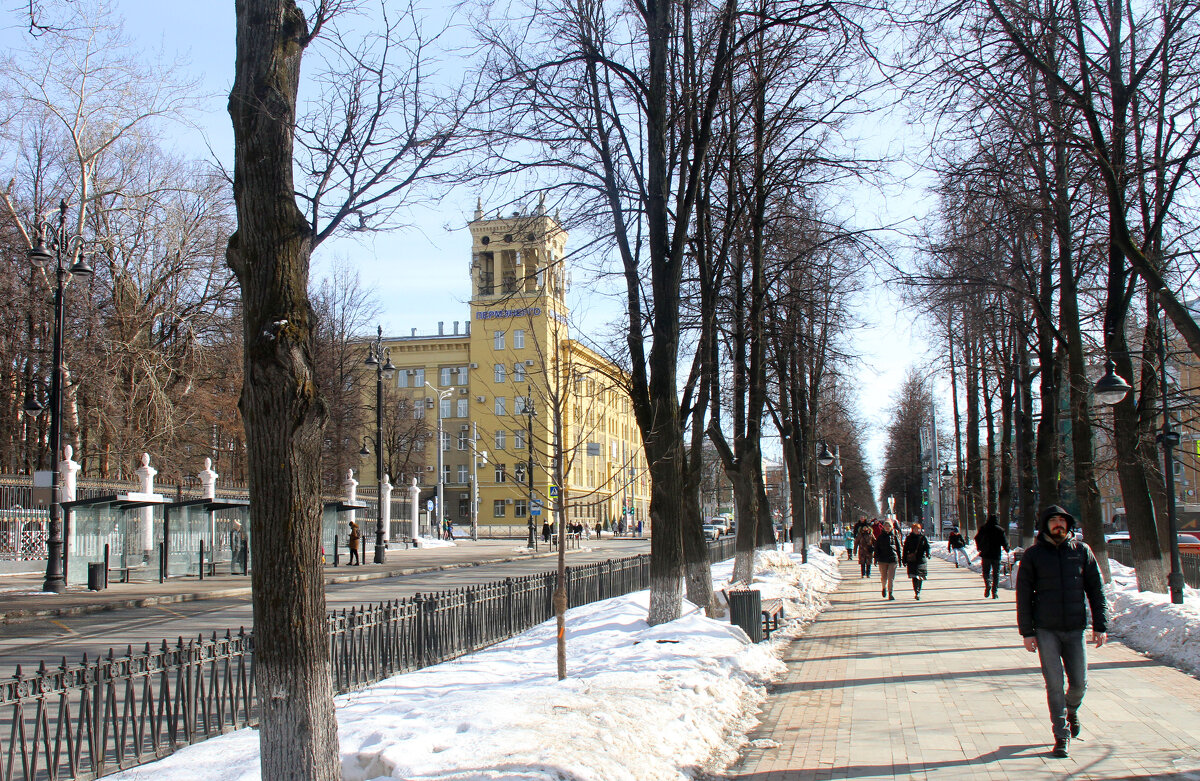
[228,2,339,777]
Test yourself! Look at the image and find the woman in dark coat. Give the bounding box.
[873,520,903,600]
[903,522,932,600]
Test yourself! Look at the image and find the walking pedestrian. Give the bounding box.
[873,519,903,600]
[947,527,967,567]
[347,520,361,566]
[903,522,931,600]
[843,526,855,561]
[443,517,455,541]
[1017,505,1107,759]
[855,524,876,578]
[974,514,1010,598]
[541,520,552,544]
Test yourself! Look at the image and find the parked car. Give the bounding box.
[709,517,733,535]
[1105,531,1200,554]
[701,523,723,542]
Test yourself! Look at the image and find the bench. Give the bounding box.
[723,589,785,642]
[761,598,784,639]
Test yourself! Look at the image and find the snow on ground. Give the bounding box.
[107,548,842,781]
[931,540,1200,677]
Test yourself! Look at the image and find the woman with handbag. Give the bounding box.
[903,522,932,600]
[873,519,903,600]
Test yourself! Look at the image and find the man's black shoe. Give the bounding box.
[1068,710,1081,738]
[1052,737,1069,758]
[984,587,990,598]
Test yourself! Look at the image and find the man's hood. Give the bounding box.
[1038,504,1076,534]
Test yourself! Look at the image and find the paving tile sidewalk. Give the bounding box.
[722,556,1200,780]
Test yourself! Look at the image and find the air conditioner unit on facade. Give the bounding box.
[476,395,486,403]
[469,363,478,369]
[426,465,436,472]
[426,398,435,408]
[461,424,471,431]
[459,388,468,395]
[506,498,514,504]
[525,360,534,366]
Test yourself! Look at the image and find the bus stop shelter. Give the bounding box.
[62,493,164,587]
[162,498,251,580]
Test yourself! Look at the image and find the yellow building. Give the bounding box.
[362,203,650,535]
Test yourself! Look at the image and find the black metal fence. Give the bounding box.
[1105,540,1200,588]
[3,537,738,781]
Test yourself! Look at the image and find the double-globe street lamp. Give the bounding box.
[22,200,94,593]
[1094,327,1184,604]
[523,386,537,549]
[361,326,395,563]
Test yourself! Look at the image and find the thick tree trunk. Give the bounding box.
[1017,334,1038,546]
[228,2,339,777]
[645,411,686,624]
[729,468,758,583]
[965,332,982,537]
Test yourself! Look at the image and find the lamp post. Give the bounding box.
[470,423,487,541]
[364,325,395,563]
[24,200,94,594]
[940,463,953,538]
[1094,336,1185,604]
[426,383,453,538]
[818,442,835,542]
[524,386,536,548]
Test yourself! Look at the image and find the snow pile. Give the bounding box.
[107,548,841,781]
[1103,560,1200,677]
[932,540,1200,678]
[412,536,455,548]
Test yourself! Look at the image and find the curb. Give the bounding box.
[0,546,575,625]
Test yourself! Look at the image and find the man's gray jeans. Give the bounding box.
[1036,628,1088,739]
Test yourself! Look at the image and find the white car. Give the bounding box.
[701,524,723,541]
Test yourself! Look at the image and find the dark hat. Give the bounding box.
[1038,505,1076,533]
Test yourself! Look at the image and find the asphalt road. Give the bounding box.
[0,539,650,675]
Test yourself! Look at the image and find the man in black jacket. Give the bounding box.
[1016,505,1108,759]
[974,514,1010,598]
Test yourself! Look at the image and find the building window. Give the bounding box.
[494,364,506,383]
[514,329,525,349]
[414,405,425,420]
[495,396,506,415]
[494,330,505,350]
[495,463,507,483]
[457,366,470,384]
[443,464,452,483]
[515,499,527,517]
[441,431,450,451]
[413,368,425,387]
[458,464,469,482]
[515,461,527,482]
[493,500,506,518]
[457,398,469,417]
[440,367,453,386]
[495,430,506,450]
[396,370,409,388]
[514,429,526,449]
[458,431,469,450]
[440,399,452,418]
[515,396,527,415]
[415,438,425,452]
[513,363,525,382]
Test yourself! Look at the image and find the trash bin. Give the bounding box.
[727,589,763,643]
[87,562,107,591]
[819,541,832,555]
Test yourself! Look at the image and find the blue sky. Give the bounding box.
[1,0,943,490]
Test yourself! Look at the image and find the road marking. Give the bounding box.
[47,619,77,635]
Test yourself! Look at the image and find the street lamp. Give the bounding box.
[471,435,487,542]
[940,463,953,538]
[425,382,453,538]
[1094,328,1183,604]
[24,200,94,594]
[364,325,395,563]
[524,386,536,548]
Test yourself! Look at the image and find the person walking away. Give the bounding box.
[541,520,552,544]
[873,519,903,600]
[1017,505,1107,759]
[947,527,967,567]
[974,514,1010,598]
[856,524,876,578]
[347,520,361,566]
[903,522,932,600]
[843,526,855,561]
